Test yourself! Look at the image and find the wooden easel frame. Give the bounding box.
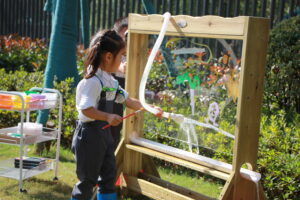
[115,14,269,200]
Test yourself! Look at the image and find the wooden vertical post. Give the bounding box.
[219,17,270,200]
[123,32,149,176]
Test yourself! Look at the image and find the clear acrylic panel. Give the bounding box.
[143,35,243,161]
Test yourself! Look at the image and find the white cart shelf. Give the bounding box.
[0,158,55,180]
[0,87,63,192]
[0,127,58,145]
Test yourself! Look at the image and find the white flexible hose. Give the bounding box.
[138,12,186,122]
[139,12,172,117]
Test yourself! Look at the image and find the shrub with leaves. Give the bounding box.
[258,111,300,199]
[0,34,48,72]
[265,15,300,116]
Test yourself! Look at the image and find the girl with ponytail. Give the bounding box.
[70,29,162,200]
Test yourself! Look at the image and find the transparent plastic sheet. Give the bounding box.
[142,35,243,160]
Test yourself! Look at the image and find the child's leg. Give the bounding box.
[71,122,107,199]
[97,137,117,194]
[110,125,122,150]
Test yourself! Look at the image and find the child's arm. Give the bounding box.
[125,97,143,111]
[125,97,163,117]
[82,107,123,126]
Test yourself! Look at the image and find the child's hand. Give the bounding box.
[150,105,163,118]
[106,114,122,126]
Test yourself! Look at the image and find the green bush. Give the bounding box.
[265,16,300,117]
[0,35,48,72]
[258,111,300,199]
[261,17,300,199]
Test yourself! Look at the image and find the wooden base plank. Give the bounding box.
[122,174,213,200]
[139,173,216,200]
[126,144,230,180]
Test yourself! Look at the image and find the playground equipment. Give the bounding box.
[115,13,269,200]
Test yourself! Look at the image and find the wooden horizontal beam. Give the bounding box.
[128,30,244,40]
[126,144,230,180]
[129,14,247,39]
[122,174,214,200]
[139,173,216,200]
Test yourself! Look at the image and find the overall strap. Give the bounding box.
[96,74,120,102]
[94,74,116,114]
[94,75,105,98]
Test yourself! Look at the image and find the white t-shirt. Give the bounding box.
[76,68,128,122]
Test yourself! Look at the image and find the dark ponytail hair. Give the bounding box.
[84,29,125,79]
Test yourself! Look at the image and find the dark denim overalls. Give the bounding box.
[111,75,125,150]
[71,76,118,199]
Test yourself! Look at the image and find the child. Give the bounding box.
[71,30,162,200]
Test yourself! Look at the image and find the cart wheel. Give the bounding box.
[53,177,59,181]
[20,188,27,193]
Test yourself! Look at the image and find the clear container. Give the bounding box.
[0,94,13,109]
[18,122,42,136]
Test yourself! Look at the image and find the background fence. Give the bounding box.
[0,0,52,39]
[1,0,300,41]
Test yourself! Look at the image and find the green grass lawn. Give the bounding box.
[0,144,223,200]
[158,166,223,198]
